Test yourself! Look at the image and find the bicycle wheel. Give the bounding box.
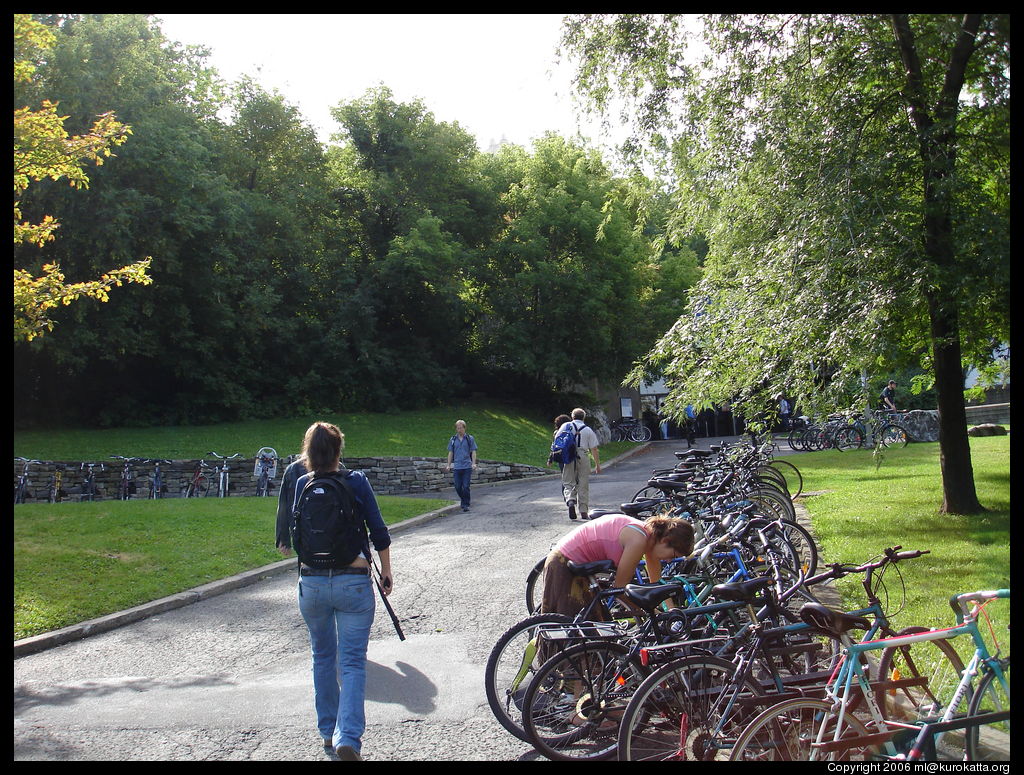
[875,626,966,722]
[879,423,909,448]
[484,613,573,742]
[751,488,797,522]
[617,654,762,761]
[769,460,803,498]
[965,658,1010,761]
[525,558,546,615]
[835,427,864,451]
[729,697,876,761]
[630,425,653,442]
[522,640,646,761]
[185,476,210,498]
[776,518,818,577]
[632,485,666,502]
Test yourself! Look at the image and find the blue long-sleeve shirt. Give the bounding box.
[275,460,391,558]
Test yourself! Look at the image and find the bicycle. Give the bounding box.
[182,458,211,498]
[516,526,820,759]
[146,458,173,499]
[14,457,42,504]
[47,462,69,503]
[613,546,946,761]
[207,451,241,497]
[111,455,144,500]
[728,589,1010,761]
[486,560,635,743]
[253,447,278,497]
[611,418,653,443]
[79,461,104,501]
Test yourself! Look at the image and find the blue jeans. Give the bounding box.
[453,467,472,508]
[297,573,375,752]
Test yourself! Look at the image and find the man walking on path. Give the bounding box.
[445,419,477,512]
[558,408,601,520]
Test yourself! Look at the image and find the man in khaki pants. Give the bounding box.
[558,408,601,520]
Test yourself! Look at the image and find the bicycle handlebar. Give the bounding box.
[207,452,242,460]
[803,546,928,587]
[950,588,1010,623]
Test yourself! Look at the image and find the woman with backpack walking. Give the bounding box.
[276,421,393,761]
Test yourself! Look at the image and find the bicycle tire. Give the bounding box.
[728,696,875,761]
[185,476,210,498]
[632,485,666,502]
[874,626,966,723]
[630,425,653,443]
[617,654,763,761]
[879,423,909,448]
[484,613,573,742]
[835,426,864,452]
[768,459,803,498]
[775,518,818,578]
[755,465,789,495]
[749,488,797,522]
[965,658,1010,761]
[526,558,546,615]
[522,640,647,761]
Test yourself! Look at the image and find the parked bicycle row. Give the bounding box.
[787,409,912,452]
[487,440,1009,761]
[13,447,280,503]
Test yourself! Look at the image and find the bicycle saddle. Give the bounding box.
[674,448,714,459]
[566,559,616,577]
[798,603,871,636]
[618,499,663,516]
[709,576,773,602]
[623,582,684,612]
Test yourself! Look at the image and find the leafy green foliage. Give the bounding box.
[14,15,698,429]
[562,14,1008,512]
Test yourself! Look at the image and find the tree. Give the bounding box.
[325,87,496,406]
[14,13,151,341]
[561,14,1009,513]
[473,134,681,391]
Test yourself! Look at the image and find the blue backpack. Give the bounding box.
[550,422,582,468]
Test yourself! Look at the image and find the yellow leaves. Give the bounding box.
[13,258,153,342]
[13,17,147,341]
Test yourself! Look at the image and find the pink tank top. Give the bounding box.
[554,515,648,567]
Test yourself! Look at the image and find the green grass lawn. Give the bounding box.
[14,494,445,641]
[13,402,600,466]
[795,434,1010,663]
[13,404,644,641]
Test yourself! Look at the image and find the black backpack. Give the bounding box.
[291,469,364,568]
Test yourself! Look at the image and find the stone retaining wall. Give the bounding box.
[964,403,1010,426]
[13,456,550,503]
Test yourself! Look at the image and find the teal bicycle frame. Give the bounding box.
[817,589,1010,760]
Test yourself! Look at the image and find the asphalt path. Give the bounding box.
[14,437,767,762]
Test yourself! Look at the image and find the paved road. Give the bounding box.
[13,437,769,762]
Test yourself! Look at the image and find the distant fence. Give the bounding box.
[12,455,550,503]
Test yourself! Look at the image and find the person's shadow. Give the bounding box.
[364,660,437,715]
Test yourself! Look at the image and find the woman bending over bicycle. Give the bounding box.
[541,514,694,619]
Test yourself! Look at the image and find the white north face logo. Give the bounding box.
[313,487,326,494]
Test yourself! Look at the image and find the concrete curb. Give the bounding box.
[12,442,658,659]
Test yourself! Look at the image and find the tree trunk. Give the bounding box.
[892,13,985,515]
[927,291,984,514]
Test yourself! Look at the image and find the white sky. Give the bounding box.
[156,13,613,151]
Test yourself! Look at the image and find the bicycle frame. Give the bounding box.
[207,452,240,497]
[808,589,1009,760]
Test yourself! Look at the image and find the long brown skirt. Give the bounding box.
[539,549,606,621]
